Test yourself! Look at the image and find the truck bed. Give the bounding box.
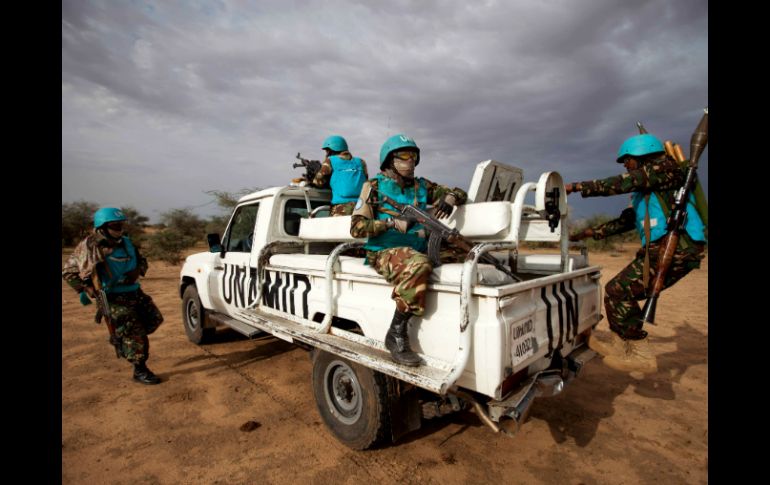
[232,306,455,394]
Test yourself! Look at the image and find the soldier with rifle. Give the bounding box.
[350,134,469,366]
[565,110,708,373]
[294,135,369,216]
[62,207,164,384]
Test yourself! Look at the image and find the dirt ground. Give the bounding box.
[61,243,708,484]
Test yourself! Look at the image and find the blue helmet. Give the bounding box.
[616,134,665,163]
[94,207,127,228]
[379,134,420,169]
[321,135,348,152]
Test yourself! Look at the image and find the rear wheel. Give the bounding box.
[182,285,215,344]
[311,350,390,450]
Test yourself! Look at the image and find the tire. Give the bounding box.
[311,350,390,450]
[182,285,215,344]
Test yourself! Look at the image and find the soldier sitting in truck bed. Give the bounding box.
[350,134,468,366]
[310,135,369,216]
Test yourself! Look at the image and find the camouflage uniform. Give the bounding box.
[62,231,164,363]
[312,151,368,216]
[351,173,468,316]
[576,154,706,339]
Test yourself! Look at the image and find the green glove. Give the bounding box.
[79,291,93,306]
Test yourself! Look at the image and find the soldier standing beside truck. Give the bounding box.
[565,132,706,373]
[62,207,164,385]
[309,135,369,216]
[350,134,468,366]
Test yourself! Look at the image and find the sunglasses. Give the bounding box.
[106,222,125,231]
[392,151,418,161]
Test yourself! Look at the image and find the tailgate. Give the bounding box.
[497,267,602,373]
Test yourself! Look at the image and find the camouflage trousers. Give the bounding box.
[105,289,164,363]
[605,242,705,339]
[366,245,465,316]
[330,202,356,216]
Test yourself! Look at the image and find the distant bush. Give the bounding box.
[62,202,151,248]
[203,188,260,237]
[159,208,207,241]
[205,215,230,237]
[144,229,198,265]
[521,241,559,250]
[205,188,260,212]
[142,208,206,264]
[62,201,99,246]
[120,206,149,248]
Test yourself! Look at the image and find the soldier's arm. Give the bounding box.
[350,180,390,238]
[311,158,333,188]
[133,244,148,276]
[423,178,468,205]
[360,158,369,178]
[591,207,636,240]
[578,157,685,197]
[62,238,97,293]
[62,258,88,293]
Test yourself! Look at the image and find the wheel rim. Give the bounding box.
[186,298,199,330]
[323,360,363,425]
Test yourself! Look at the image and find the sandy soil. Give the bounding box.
[61,243,707,484]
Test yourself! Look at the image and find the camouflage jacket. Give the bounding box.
[577,154,684,198]
[590,207,636,240]
[577,155,685,240]
[350,171,468,238]
[311,151,369,189]
[62,231,148,293]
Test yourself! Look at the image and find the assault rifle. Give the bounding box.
[293,153,322,184]
[92,271,123,358]
[372,188,522,282]
[641,108,708,324]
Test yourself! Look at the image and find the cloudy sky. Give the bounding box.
[62,0,708,223]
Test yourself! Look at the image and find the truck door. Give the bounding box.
[208,202,260,315]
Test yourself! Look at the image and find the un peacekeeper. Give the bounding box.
[62,207,164,384]
[350,134,467,366]
[565,133,706,373]
[311,135,369,216]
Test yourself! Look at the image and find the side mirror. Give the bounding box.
[207,233,223,255]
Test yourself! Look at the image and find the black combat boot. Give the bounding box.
[133,361,161,385]
[385,310,422,367]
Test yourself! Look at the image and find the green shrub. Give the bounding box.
[144,229,198,265]
[62,201,99,246]
[160,208,206,241]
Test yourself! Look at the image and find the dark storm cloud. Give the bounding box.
[62,0,707,222]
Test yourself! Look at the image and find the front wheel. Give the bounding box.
[182,285,215,344]
[311,351,390,450]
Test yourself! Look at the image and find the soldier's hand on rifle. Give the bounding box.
[122,267,141,285]
[569,228,594,242]
[386,217,416,234]
[81,279,96,298]
[565,182,582,195]
[434,194,458,219]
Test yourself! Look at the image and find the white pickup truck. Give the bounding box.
[179,160,602,449]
